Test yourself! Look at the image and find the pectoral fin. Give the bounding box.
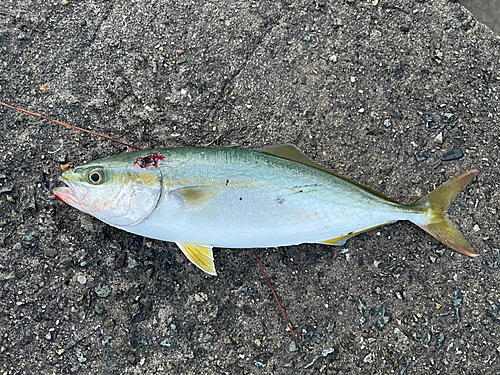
[173,186,224,207]
[176,242,217,276]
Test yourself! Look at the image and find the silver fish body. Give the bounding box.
[54,145,478,275]
[130,146,421,248]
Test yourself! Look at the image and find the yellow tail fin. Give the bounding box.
[412,170,478,257]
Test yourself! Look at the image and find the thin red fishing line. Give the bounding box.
[253,249,295,338]
[0,101,142,150]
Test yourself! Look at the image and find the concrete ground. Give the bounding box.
[0,0,499,374]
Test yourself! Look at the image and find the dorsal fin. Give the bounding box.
[258,144,398,203]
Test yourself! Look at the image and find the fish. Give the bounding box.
[53,144,478,275]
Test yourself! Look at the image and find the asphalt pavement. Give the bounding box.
[0,0,499,374]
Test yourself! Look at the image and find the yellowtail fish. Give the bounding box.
[53,145,478,275]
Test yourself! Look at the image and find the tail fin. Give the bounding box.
[411,170,478,257]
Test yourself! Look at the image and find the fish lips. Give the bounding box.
[53,177,89,208]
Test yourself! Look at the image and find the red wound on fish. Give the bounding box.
[134,152,166,169]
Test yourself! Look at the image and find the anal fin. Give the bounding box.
[320,237,350,246]
[176,242,217,276]
[319,224,391,246]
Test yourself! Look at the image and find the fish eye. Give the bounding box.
[88,169,106,185]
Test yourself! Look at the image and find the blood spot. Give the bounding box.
[134,152,166,169]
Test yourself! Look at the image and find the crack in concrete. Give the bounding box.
[204,13,285,126]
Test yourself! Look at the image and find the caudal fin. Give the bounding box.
[411,170,478,257]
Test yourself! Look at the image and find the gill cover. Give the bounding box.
[53,151,164,227]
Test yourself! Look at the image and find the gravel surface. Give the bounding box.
[0,0,499,374]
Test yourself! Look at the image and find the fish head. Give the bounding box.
[53,153,163,226]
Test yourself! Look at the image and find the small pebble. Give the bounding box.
[27,197,36,211]
[414,152,428,162]
[75,348,86,363]
[255,362,266,369]
[434,132,443,143]
[327,321,335,333]
[127,354,136,365]
[61,0,69,5]
[115,252,127,268]
[202,334,213,343]
[440,113,457,124]
[194,292,208,302]
[287,341,298,352]
[94,284,111,298]
[127,257,139,269]
[419,112,440,132]
[45,248,57,258]
[160,338,171,347]
[77,275,87,284]
[370,306,391,330]
[473,224,480,232]
[102,336,112,348]
[394,328,409,345]
[363,353,375,363]
[454,290,463,322]
[110,337,124,349]
[442,147,463,161]
[130,303,141,317]
[435,332,446,350]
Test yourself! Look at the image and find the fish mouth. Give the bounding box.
[53,177,88,205]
